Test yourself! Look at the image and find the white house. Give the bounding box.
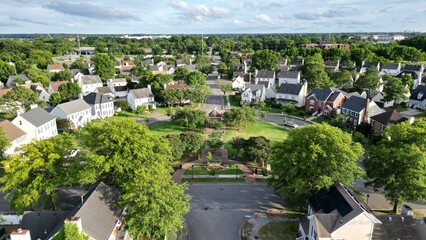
[324,60,340,72]
[47,64,65,73]
[83,92,115,119]
[232,75,246,91]
[12,107,57,141]
[6,74,31,88]
[277,71,301,85]
[380,63,401,76]
[127,87,156,110]
[408,85,426,110]
[241,84,265,104]
[0,120,28,155]
[360,61,380,74]
[50,99,92,128]
[254,70,275,88]
[398,64,424,89]
[78,75,103,95]
[27,84,50,102]
[276,82,308,108]
[107,78,128,98]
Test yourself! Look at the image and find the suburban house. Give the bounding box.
[141,59,154,66]
[107,78,128,98]
[380,63,401,76]
[12,107,58,141]
[50,99,92,128]
[297,183,381,240]
[232,75,246,91]
[24,84,50,102]
[341,96,383,127]
[289,59,304,69]
[46,64,65,73]
[397,64,424,89]
[279,59,288,67]
[277,71,301,85]
[183,64,197,72]
[6,74,31,88]
[71,68,90,82]
[305,88,348,117]
[408,85,426,110]
[324,60,340,72]
[254,70,275,88]
[78,75,103,95]
[95,86,114,97]
[83,92,115,119]
[241,84,265,104]
[276,82,308,108]
[372,92,394,108]
[360,62,380,74]
[48,80,68,94]
[208,107,223,121]
[265,87,277,100]
[0,120,28,155]
[127,87,155,110]
[370,110,408,133]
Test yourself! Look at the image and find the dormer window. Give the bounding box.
[19,120,22,125]
[418,92,424,100]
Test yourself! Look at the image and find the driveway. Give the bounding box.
[185,184,284,240]
[204,80,225,113]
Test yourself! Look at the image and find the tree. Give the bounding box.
[56,118,72,132]
[24,67,51,87]
[172,108,208,129]
[400,74,413,89]
[217,62,228,75]
[270,124,364,210]
[48,92,62,107]
[216,80,232,95]
[206,151,213,162]
[64,222,88,240]
[301,53,333,89]
[329,70,353,89]
[364,120,426,213]
[0,127,9,160]
[58,82,81,101]
[180,132,204,156]
[356,66,380,97]
[186,71,206,86]
[195,55,212,74]
[93,54,115,80]
[242,136,271,167]
[70,57,88,69]
[28,49,53,69]
[52,70,71,81]
[230,137,245,159]
[207,137,223,153]
[330,114,350,129]
[166,134,185,160]
[223,105,257,129]
[0,60,15,84]
[251,49,279,70]
[174,67,189,81]
[383,76,409,106]
[4,85,42,111]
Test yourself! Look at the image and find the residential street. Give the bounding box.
[185,184,284,240]
[204,79,225,113]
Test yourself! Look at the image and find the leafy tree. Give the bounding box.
[56,118,72,132]
[4,85,42,111]
[223,105,257,129]
[270,124,364,210]
[242,136,271,167]
[216,80,232,95]
[251,49,279,70]
[138,71,172,96]
[400,74,413,89]
[330,114,350,129]
[329,70,353,89]
[206,151,213,162]
[383,76,409,106]
[180,132,204,156]
[64,222,88,240]
[52,70,71,81]
[217,62,228,75]
[301,53,333,89]
[93,54,115,80]
[187,85,211,103]
[172,108,208,129]
[28,49,53,69]
[230,137,245,159]
[207,137,223,153]
[0,127,9,160]
[0,60,15,84]
[356,66,380,97]
[174,67,189,81]
[166,134,185,160]
[365,120,426,213]
[70,57,88,69]
[195,55,212,74]
[48,92,62,107]
[186,71,206,86]
[58,82,81,101]
[25,67,51,87]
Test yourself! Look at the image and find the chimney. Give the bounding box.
[30,104,38,110]
[363,97,370,123]
[65,217,83,231]
[401,204,414,216]
[78,93,83,99]
[147,84,151,91]
[303,81,308,95]
[10,228,31,240]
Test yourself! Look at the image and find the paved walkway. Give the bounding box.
[242,212,297,240]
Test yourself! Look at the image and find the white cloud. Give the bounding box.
[171,0,229,21]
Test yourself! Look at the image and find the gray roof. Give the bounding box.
[9,74,30,82]
[410,85,426,101]
[55,99,91,115]
[21,211,69,240]
[83,92,114,105]
[341,96,368,112]
[277,83,303,95]
[381,63,400,70]
[362,62,379,69]
[96,86,113,94]
[81,75,102,85]
[396,71,419,80]
[129,88,153,99]
[75,182,120,240]
[372,215,423,240]
[290,59,304,66]
[256,70,275,79]
[18,108,56,127]
[277,71,300,79]
[370,110,407,126]
[258,81,269,88]
[306,88,335,101]
[403,64,423,72]
[324,60,339,67]
[245,84,264,95]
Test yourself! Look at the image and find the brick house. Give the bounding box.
[370,110,408,133]
[305,88,347,117]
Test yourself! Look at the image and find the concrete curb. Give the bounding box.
[239,218,250,240]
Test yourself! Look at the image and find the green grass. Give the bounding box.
[224,121,288,144]
[149,121,189,136]
[312,117,333,124]
[228,95,242,108]
[258,221,298,240]
[183,164,243,175]
[182,178,245,183]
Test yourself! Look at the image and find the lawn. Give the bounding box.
[148,121,190,136]
[181,178,245,183]
[312,117,333,124]
[258,221,298,240]
[183,164,243,175]
[224,121,288,143]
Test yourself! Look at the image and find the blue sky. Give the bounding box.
[0,0,424,34]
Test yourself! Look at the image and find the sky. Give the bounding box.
[0,0,424,34]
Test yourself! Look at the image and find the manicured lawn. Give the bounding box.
[183,164,243,175]
[182,178,245,183]
[149,121,190,136]
[312,117,333,124]
[258,221,298,240]
[224,121,288,143]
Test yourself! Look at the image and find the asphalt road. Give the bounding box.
[263,113,310,127]
[204,80,225,113]
[185,184,284,240]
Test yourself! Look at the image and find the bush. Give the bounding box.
[352,132,369,145]
[134,106,146,115]
[281,103,296,113]
[114,100,129,111]
[210,120,222,129]
[166,107,174,116]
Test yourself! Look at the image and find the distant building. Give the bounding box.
[300,43,350,49]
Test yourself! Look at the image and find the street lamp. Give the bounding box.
[235,165,238,180]
[366,194,370,205]
[192,165,194,181]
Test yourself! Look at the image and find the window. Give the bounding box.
[371,120,375,126]
[350,111,354,116]
[319,101,323,107]
[19,120,22,125]
[354,120,358,126]
[310,100,314,105]
[355,113,358,117]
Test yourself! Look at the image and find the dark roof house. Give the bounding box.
[370,110,407,126]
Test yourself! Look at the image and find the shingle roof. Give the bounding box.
[277,83,303,95]
[290,59,304,66]
[9,74,30,82]
[114,86,127,92]
[245,84,264,94]
[362,62,379,69]
[256,70,275,79]
[55,99,91,115]
[209,109,223,118]
[0,120,26,142]
[306,88,334,101]
[129,88,153,99]
[381,63,400,70]
[81,75,102,85]
[96,86,113,94]
[409,85,426,101]
[83,92,114,105]
[47,64,65,71]
[165,82,187,90]
[21,211,69,240]
[403,64,423,72]
[342,96,367,112]
[370,110,406,126]
[324,60,339,67]
[372,215,423,240]
[18,108,56,127]
[49,81,68,93]
[277,71,300,79]
[396,71,419,80]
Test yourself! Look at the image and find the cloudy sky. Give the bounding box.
[0,0,424,34]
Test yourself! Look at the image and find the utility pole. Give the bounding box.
[77,34,81,57]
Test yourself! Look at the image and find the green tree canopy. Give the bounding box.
[4,85,42,111]
[28,49,53,69]
[0,60,15,84]
[93,54,115,80]
[172,107,208,129]
[270,123,364,210]
[174,66,189,81]
[383,75,409,105]
[251,49,279,70]
[58,82,81,101]
[0,127,9,160]
[356,66,380,97]
[186,70,206,86]
[242,136,271,167]
[223,105,257,129]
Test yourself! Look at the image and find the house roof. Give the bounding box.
[81,75,102,85]
[324,60,339,67]
[74,182,120,240]
[277,71,300,79]
[308,183,378,235]
[256,70,275,79]
[20,211,69,240]
[396,71,419,80]
[183,64,197,71]
[370,110,407,126]
[306,88,335,101]
[165,82,187,90]
[110,78,127,83]
[49,81,68,93]
[129,88,153,99]
[83,92,114,105]
[258,81,269,88]
[9,74,30,82]
[245,84,264,94]
[0,120,26,142]
[121,65,134,72]
[114,86,127,92]
[381,63,400,70]
[96,86,113,94]
[209,108,223,118]
[362,62,379,69]
[47,64,64,71]
[327,91,343,102]
[55,99,91,115]
[141,59,154,66]
[277,83,303,95]
[0,88,12,97]
[279,59,288,66]
[290,59,304,66]
[298,215,310,235]
[372,215,423,240]
[403,64,423,72]
[409,85,426,101]
[18,108,56,127]
[176,59,186,65]
[341,96,368,112]
[71,68,90,77]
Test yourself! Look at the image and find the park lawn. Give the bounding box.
[224,121,288,143]
[258,221,298,240]
[148,121,189,136]
[183,164,243,175]
[182,178,245,183]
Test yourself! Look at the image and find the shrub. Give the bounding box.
[210,120,222,129]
